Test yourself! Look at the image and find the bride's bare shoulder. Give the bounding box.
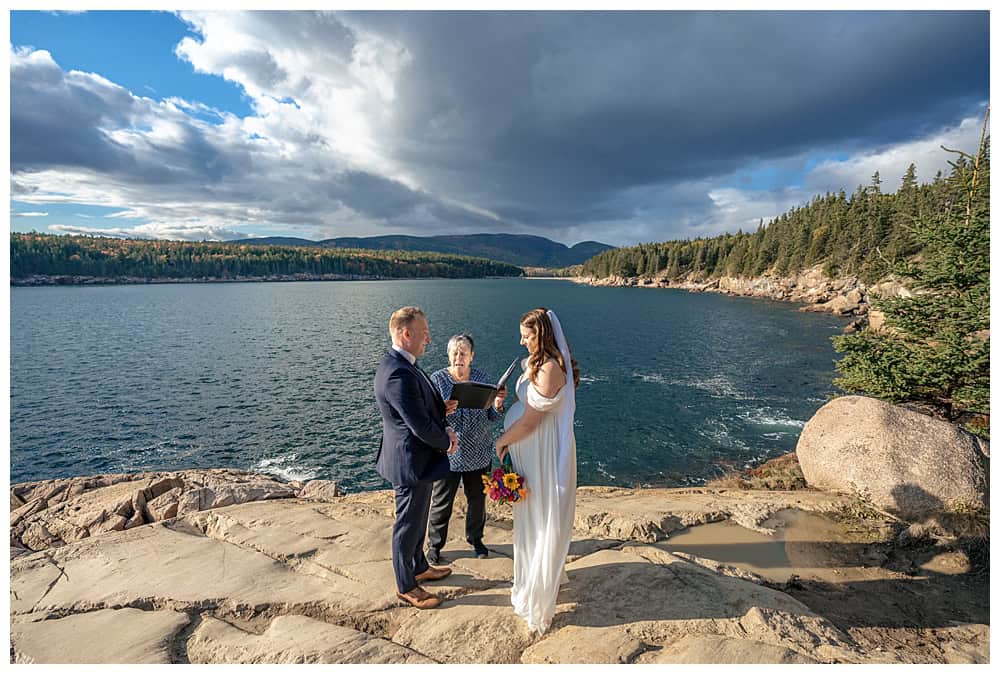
[535,358,566,396]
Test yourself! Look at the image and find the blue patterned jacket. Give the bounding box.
[430,367,502,472]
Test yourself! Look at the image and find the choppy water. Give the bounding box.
[10,279,847,491]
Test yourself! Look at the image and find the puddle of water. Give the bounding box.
[653,509,885,583]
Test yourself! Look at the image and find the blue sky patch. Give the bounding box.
[11,10,253,119]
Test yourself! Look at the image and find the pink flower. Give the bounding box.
[492,468,505,480]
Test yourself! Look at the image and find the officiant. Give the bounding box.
[427,333,507,564]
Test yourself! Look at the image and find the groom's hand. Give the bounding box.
[446,427,459,455]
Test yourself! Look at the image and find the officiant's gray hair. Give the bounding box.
[447,333,475,355]
[389,306,426,337]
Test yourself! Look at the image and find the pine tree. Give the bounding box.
[832,112,990,437]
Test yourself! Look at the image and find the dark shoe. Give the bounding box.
[426,548,441,566]
[397,585,442,609]
[415,565,452,582]
[472,541,489,559]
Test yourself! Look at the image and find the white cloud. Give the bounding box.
[11,38,505,242]
[687,113,988,240]
[804,114,987,195]
[173,11,414,184]
[49,222,250,241]
[10,12,989,247]
[13,211,49,217]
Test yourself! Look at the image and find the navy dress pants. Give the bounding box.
[392,481,433,593]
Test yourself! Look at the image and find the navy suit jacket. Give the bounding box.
[374,349,452,486]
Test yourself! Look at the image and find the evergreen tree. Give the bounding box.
[832,118,990,436]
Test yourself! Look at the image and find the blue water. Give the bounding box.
[9,279,848,491]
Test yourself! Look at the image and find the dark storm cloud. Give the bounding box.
[345,11,987,234]
[11,48,246,186]
[11,48,145,173]
[10,11,989,243]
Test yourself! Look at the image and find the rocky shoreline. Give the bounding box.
[10,272,533,287]
[574,264,913,332]
[10,440,989,663]
[11,273,405,286]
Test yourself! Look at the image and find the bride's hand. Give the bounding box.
[496,444,509,461]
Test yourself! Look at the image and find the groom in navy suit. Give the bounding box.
[375,306,459,609]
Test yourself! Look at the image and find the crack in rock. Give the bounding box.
[168,610,204,664]
[197,522,371,589]
[30,551,71,612]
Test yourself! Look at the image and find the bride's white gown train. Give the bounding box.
[505,362,577,634]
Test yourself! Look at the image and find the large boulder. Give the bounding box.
[867,309,887,332]
[796,396,988,518]
[868,278,913,300]
[296,479,343,501]
[800,293,861,315]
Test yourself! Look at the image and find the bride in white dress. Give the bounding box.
[495,308,579,634]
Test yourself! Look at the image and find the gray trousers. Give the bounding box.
[427,467,489,552]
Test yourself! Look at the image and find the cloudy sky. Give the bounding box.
[9,9,990,246]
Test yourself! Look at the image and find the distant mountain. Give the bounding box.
[230,236,318,248]
[232,233,614,268]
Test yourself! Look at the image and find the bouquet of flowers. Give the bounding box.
[482,459,527,504]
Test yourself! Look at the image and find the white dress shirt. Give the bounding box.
[392,344,416,365]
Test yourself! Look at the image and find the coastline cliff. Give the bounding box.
[573,263,914,332]
[10,397,989,664]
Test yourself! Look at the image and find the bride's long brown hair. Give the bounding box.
[521,308,580,389]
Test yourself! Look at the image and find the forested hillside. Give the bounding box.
[581,160,976,284]
[233,233,613,268]
[10,234,523,281]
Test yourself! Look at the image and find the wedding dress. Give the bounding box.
[505,313,577,634]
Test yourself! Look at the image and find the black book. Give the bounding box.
[450,357,520,409]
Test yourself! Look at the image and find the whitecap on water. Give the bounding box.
[595,461,617,480]
[686,375,749,399]
[697,420,750,451]
[631,371,669,384]
[254,453,319,482]
[633,371,750,399]
[736,407,806,428]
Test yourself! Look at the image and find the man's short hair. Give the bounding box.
[389,306,426,337]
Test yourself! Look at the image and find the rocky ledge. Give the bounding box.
[575,264,915,331]
[9,464,988,664]
[10,468,341,554]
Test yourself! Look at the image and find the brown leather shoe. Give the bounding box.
[415,565,452,582]
[396,585,442,609]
